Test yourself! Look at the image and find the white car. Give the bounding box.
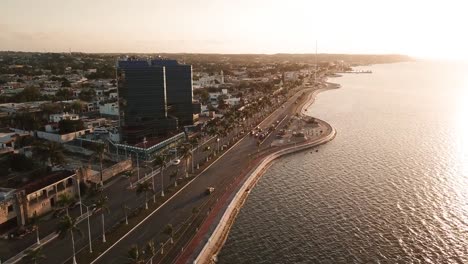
[170,159,181,166]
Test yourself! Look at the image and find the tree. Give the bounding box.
[55,88,72,100]
[78,88,96,102]
[169,170,178,188]
[153,155,167,197]
[58,119,84,134]
[56,215,82,264]
[40,102,62,116]
[70,100,83,114]
[163,224,174,244]
[146,240,157,264]
[95,194,109,243]
[198,89,210,104]
[180,145,192,178]
[24,247,46,264]
[30,212,42,245]
[56,193,76,216]
[126,245,144,264]
[92,143,106,187]
[136,181,154,210]
[9,154,34,171]
[15,86,42,102]
[33,141,65,167]
[61,78,71,87]
[122,203,130,225]
[217,94,228,109]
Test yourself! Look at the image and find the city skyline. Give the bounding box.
[1,0,467,60]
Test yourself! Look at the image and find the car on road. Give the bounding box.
[206,187,215,195]
[170,159,181,166]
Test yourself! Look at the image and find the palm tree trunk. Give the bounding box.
[99,159,104,187]
[161,166,165,197]
[71,230,77,264]
[152,172,156,203]
[36,227,40,245]
[145,193,148,210]
[101,213,106,243]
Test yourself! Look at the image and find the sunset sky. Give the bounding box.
[1,0,467,59]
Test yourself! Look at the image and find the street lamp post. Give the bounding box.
[161,161,165,197]
[77,177,83,216]
[149,165,156,202]
[190,148,194,174]
[80,202,94,253]
[136,152,140,181]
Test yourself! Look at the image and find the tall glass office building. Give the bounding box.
[152,59,199,126]
[117,59,177,144]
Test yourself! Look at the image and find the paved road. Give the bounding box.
[5,85,307,264]
[91,88,309,264]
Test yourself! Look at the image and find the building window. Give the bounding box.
[7,205,13,213]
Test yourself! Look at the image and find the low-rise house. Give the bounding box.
[99,102,119,116]
[49,112,80,123]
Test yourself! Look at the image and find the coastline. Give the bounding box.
[193,82,340,264]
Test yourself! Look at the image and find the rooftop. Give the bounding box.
[19,170,76,195]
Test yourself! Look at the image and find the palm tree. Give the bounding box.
[30,212,41,245]
[123,203,130,225]
[56,193,76,216]
[123,170,134,188]
[24,247,46,264]
[136,181,153,210]
[163,224,174,244]
[32,141,49,166]
[192,207,200,216]
[95,194,109,243]
[180,145,191,178]
[33,141,65,167]
[126,245,144,264]
[48,142,65,167]
[70,100,83,114]
[146,240,157,264]
[153,155,167,197]
[170,170,178,187]
[92,143,106,187]
[56,215,82,264]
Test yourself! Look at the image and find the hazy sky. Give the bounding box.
[1,0,467,59]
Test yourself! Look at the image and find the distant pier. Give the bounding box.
[340,70,373,74]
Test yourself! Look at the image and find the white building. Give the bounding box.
[99,102,119,116]
[224,97,241,106]
[49,113,80,123]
